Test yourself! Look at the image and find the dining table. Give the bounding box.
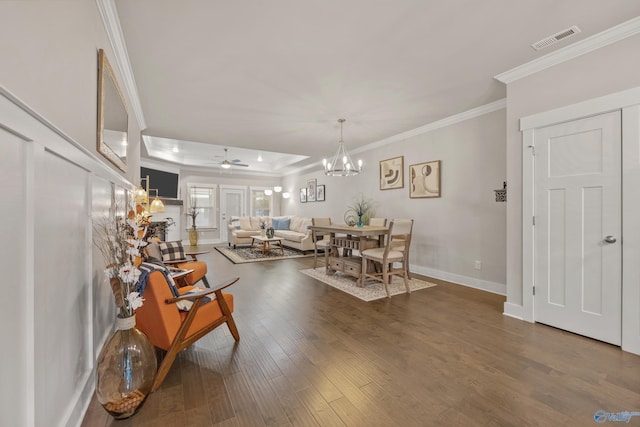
[309,224,389,285]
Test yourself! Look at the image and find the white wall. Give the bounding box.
[504,34,640,308]
[503,34,640,354]
[0,2,143,425]
[0,88,131,426]
[283,109,507,293]
[179,169,283,243]
[0,0,142,184]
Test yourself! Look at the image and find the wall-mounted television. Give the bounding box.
[141,167,179,199]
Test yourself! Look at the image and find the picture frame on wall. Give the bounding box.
[300,188,307,203]
[307,179,317,202]
[380,156,404,190]
[316,184,325,202]
[409,160,441,198]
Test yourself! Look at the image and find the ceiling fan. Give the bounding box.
[210,148,249,169]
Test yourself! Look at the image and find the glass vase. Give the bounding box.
[189,227,198,246]
[96,314,157,419]
[357,214,363,228]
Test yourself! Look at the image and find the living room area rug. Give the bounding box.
[216,245,313,264]
[300,268,437,301]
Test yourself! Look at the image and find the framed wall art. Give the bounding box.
[300,188,307,203]
[409,160,441,198]
[307,179,317,202]
[380,156,404,190]
[316,184,325,202]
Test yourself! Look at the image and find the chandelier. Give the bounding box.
[322,118,362,176]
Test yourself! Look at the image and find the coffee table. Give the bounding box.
[251,235,285,255]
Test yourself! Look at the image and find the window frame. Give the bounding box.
[249,186,273,217]
[186,183,218,229]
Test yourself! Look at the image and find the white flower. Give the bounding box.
[126,292,144,310]
[118,263,141,284]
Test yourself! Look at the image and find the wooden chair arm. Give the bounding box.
[165,277,239,304]
[185,250,210,260]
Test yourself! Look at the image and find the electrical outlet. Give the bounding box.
[474,260,482,270]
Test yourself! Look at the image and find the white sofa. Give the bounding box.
[228,216,314,251]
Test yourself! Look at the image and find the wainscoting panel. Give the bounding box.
[0,121,30,427]
[0,87,131,427]
[34,148,92,426]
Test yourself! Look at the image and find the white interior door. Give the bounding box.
[534,110,621,345]
[219,186,246,243]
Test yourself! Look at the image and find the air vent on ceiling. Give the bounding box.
[531,25,581,51]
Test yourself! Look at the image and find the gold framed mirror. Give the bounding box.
[97,48,128,172]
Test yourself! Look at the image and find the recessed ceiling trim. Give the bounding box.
[96,0,147,130]
[495,16,640,84]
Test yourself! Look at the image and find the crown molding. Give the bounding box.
[495,16,640,84]
[352,98,506,154]
[284,98,506,176]
[96,0,146,130]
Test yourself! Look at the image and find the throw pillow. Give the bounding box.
[144,240,162,260]
[290,216,302,232]
[238,217,252,231]
[272,217,291,230]
[159,241,186,262]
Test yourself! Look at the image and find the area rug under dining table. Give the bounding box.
[300,268,437,301]
[216,245,313,264]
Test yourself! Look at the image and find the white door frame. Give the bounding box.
[520,86,640,354]
[219,185,247,243]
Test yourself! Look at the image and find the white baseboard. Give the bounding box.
[503,302,528,321]
[411,265,506,295]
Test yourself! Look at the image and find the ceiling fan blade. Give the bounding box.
[232,163,249,167]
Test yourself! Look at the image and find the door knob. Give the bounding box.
[604,236,617,244]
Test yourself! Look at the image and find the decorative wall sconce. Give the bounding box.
[134,175,165,212]
[264,189,273,196]
[148,189,165,213]
[494,181,507,202]
[282,192,290,199]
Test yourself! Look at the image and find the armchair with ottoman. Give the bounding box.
[227,215,314,251]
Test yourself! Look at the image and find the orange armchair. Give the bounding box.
[135,271,239,392]
[145,239,211,287]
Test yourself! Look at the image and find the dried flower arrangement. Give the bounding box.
[94,198,151,318]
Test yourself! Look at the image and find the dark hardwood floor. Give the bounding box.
[82,248,640,426]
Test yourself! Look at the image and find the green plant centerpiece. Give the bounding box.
[345,194,375,227]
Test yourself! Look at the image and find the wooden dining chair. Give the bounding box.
[311,217,332,268]
[360,219,413,297]
[135,269,239,392]
[368,217,387,227]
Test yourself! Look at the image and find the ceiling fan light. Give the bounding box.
[221,163,231,169]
